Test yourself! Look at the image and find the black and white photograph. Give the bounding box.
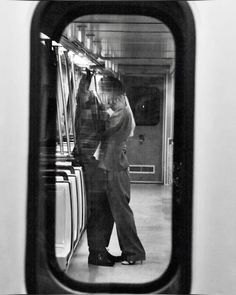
[0,0,236,294]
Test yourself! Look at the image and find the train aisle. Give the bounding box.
[66,184,172,284]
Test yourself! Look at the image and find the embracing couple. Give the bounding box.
[74,75,146,266]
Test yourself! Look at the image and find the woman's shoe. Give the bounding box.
[121,259,143,265]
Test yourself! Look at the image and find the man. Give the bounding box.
[73,73,120,266]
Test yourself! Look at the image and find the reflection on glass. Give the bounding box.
[40,14,175,284]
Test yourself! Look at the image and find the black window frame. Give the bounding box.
[26,1,195,293]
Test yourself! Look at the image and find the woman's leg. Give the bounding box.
[106,170,146,262]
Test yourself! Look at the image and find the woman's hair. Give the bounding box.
[99,76,124,96]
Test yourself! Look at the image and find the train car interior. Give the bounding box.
[27,2,195,293]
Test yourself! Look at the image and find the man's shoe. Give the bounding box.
[88,251,115,267]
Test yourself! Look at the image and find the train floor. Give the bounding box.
[66,183,172,284]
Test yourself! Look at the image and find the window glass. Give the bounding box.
[40,13,175,285]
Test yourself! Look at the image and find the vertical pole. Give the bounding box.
[54,47,64,154]
[56,85,64,154]
[70,55,77,145]
[64,51,76,148]
[55,47,71,155]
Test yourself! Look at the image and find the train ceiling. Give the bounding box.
[60,14,175,77]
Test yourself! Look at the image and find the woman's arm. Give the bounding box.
[101,119,123,139]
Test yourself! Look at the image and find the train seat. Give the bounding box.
[56,167,80,246]
[46,181,73,271]
[74,167,87,233]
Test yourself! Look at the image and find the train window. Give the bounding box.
[127,83,162,126]
[27,1,195,294]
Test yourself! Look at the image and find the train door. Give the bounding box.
[126,75,172,183]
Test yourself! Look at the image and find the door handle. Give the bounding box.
[139,134,145,144]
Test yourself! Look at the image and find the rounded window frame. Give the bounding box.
[26,1,195,293]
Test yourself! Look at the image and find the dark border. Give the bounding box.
[26,1,195,293]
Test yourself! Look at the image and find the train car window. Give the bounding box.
[127,83,163,126]
[27,1,195,294]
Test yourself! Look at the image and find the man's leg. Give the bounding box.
[84,163,116,266]
[84,162,114,250]
[86,192,114,252]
